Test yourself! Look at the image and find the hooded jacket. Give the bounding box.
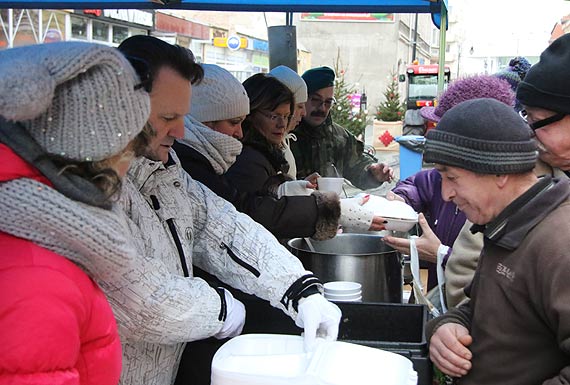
[116,150,316,385]
[173,117,339,240]
[0,144,122,385]
[427,176,570,385]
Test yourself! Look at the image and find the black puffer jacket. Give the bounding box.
[174,121,339,240]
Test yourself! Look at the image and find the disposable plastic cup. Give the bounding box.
[328,295,362,303]
[324,281,362,295]
[317,177,344,195]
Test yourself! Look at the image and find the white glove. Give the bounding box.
[277,180,314,198]
[295,294,342,351]
[339,196,374,232]
[214,289,246,340]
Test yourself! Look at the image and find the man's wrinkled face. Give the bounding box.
[436,164,500,225]
[303,86,334,127]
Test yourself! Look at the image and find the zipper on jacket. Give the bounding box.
[166,218,190,277]
[215,287,227,321]
[149,194,190,277]
[220,242,260,277]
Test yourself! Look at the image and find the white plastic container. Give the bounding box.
[211,334,418,385]
[317,177,344,195]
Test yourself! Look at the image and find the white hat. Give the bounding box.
[269,65,308,104]
[0,41,150,162]
[190,64,250,123]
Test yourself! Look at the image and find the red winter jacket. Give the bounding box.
[0,144,122,385]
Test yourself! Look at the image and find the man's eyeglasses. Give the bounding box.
[308,96,336,109]
[519,109,566,131]
[124,55,153,93]
[258,110,291,124]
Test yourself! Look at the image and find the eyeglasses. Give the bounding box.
[519,109,566,131]
[258,110,291,124]
[124,55,153,93]
[308,96,336,109]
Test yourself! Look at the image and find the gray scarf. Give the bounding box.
[178,115,242,175]
[0,177,136,286]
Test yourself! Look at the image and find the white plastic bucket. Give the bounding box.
[211,334,418,385]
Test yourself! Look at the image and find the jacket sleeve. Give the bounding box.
[425,301,472,344]
[239,192,339,240]
[536,226,570,385]
[338,125,381,190]
[0,267,85,385]
[179,168,314,319]
[392,169,437,212]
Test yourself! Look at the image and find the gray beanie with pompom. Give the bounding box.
[0,41,150,161]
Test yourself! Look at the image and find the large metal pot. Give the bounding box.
[287,234,402,303]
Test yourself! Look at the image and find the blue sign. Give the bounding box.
[252,39,269,52]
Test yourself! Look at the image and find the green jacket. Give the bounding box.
[291,115,381,190]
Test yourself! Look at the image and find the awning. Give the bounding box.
[0,0,448,29]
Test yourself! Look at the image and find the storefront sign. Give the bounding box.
[300,13,394,22]
[252,38,268,52]
[83,9,102,17]
[213,35,248,50]
[103,9,153,27]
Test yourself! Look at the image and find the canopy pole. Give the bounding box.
[437,1,447,93]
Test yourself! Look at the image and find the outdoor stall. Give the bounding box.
[0,1,448,384]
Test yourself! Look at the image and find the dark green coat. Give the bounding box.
[291,115,381,190]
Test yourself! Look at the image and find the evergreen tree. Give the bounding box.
[331,53,368,138]
[375,72,405,122]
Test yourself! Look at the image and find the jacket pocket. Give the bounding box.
[220,242,260,278]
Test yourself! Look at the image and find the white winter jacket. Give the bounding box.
[114,151,312,385]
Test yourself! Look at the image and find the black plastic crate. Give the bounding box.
[240,295,432,385]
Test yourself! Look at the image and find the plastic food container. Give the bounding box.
[211,334,418,385]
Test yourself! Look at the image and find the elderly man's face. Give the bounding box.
[436,165,501,225]
[523,106,570,171]
[304,86,334,127]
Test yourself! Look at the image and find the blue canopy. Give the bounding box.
[0,0,447,29]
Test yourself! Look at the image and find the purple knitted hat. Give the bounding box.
[420,75,515,122]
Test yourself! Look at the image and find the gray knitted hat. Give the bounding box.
[190,64,249,123]
[424,98,537,174]
[269,65,308,103]
[0,42,150,161]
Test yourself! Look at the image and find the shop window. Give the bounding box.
[130,27,147,37]
[112,25,128,44]
[13,9,40,46]
[70,15,88,40]
[42,11,65,43]
[0,10,9,49]
[92,21,109,42]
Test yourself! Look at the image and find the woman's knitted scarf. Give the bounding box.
[179,115,243,175]
[0,177,137,287]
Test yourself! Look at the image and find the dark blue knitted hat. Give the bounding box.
[424,98,537,174]
[302,66,335,94]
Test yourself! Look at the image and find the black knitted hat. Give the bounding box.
[424,98,537,174]
[517,34,570,114]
